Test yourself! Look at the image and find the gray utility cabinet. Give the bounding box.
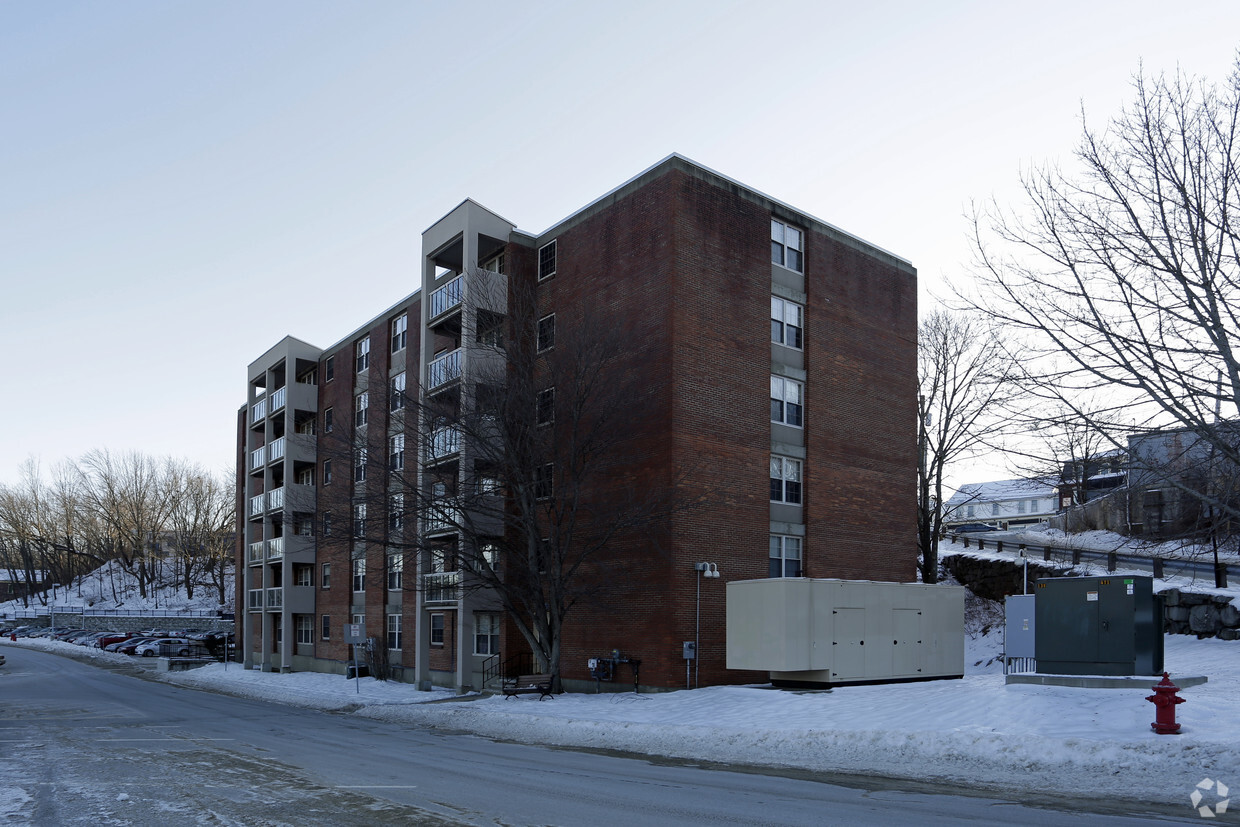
[1034,575,1163,676]
[726,578,964,686]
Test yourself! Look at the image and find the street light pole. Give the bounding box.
[693,562,720,689]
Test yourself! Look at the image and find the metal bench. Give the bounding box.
[502,672,554,700]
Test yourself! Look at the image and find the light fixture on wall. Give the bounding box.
[692,562,722,689]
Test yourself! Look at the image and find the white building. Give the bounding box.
[942,478,1058,530]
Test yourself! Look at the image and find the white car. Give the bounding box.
[134,638,192,657]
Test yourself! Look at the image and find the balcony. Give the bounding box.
[249,494,265,518]
[268,436,286,463]
[265,587,283,611]
[429,275,463,319]
[268,487,285,511]
[250,446,265,471]
[270,386,286,413]
[428,349,462,390]
[247,589,263,611]
[267,536,284,560]
[429,426,461,461]
[423,504,460,536]
[248,542,265,565]
[422,571,461,604]
[251,397,267,424]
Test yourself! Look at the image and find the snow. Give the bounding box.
[0,558,231,617]
[7,631,1238,808]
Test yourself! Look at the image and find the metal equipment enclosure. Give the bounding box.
[726,578,965,686]
[1034,575,1163,676]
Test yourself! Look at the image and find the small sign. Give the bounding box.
[1126,584,1134,595]
[344,623,365,644]
[1086,591,1098,602]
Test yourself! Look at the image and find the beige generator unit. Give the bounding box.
[726,578,965,686]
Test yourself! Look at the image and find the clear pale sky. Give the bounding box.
[2,1,1237,488]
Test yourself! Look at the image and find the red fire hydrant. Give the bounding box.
[1146,672,1185,734]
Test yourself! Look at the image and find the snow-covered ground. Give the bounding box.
[7,631,1237,813]
[0,558,231,618]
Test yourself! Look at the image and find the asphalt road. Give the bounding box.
[0,646,1197,826]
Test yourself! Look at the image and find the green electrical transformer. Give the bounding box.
[1034,575,1163,676]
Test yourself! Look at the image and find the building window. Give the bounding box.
[355,392,369,427]
[770,376,803,427]
[352,557,365,592]
[965,505,975,518]
[769,535,803,578]
[771,297,803,350]
[537,314,555,352]
[1017,499,1026,514]
[475,612,500,655]
[356,337,370,373]
[535,463,553,500]
[390,493,404,531]
[321,562,332,589]
[390,434,405,471]
[536,387,555,426]
[323,511,333,537]
[296,466,315,486]
[324,408,333,433]
[321,614,331,640]
[353,502,367,537]
[387,552,403,590]
[430,613,445,646]
[323,459,332,486]
[770,456,802,504]
[387,614,403,650]
[294,565,312,587]
[771,219,804,272]
[354,448,367,483]
[477,474,502,495]
[296,615,313,645]
[324,356,335,382]
[391,314,407,353]
[1029,499,1039,512]
[391,371,406,411]
[538,240,556,280]
[294,516,314,536]
[483,252,505,274]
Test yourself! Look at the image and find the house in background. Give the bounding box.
[942,478,1059,531]
[1126,424,1240,538]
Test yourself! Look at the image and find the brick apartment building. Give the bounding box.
[237,154,917,692]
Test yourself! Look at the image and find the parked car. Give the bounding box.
[94,632,134,649]
[133,638,192,658]
[952,522,998,533]
[114,636,159,655]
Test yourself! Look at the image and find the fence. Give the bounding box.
[1,607,226,619]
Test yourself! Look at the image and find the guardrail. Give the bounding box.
[0,607,227,619]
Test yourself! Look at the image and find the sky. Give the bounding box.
[2,1,1238,489]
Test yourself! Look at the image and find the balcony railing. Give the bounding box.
[422,571,461,603]
[247,589,263,611]
[423,505,461,535]
[250,446,265,471]
[267,536,284,560]
[270,386,286,413]
[251,397,267,424]
[267,487,285,511]
[430,274,463,318]
[249,494,265,518]
[429,426,461,460]
[248,542,265,564]
[265,587,283,610]
[428,348,462,389]
[268,436,286,463]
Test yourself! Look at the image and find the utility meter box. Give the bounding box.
[1034,575,1163,676]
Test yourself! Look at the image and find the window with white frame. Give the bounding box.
[1017,500,1026,514]
[770,456,802,504]
[538,240,556,280]
[430,613,445,645]
[324,355,335,382]
[321,614,330,640]
[391,314,407,353]
[356,336,370,372]
[390,493,404,531]
[536,387,554,426]
[324,407,333,433]
[475,612,500,655]
[323,511,333,537]
[390,434,404,471]
[965,505,975,518]
[294,565,312,587]
[353,502,366,538]
[387,552,403,590]
[537,314,555,351]
[769,535,803,578]
[770,376,803,427]
[992,502,1000,516]
[483,251,505,274]
[323,459,332,486]
[387,613,402,650]
[355,392,369,427]
[352,557,365,592]
[771,297,803,349]
[391,371,406,411]
[296,615,313,645]
[771,219,804,272]
[477,474,501,495]
[354,448,367,483]
[321,562,332,589]
[535,463,553,500]
[296,466,315,486]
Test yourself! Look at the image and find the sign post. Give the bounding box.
[344,622,365,694]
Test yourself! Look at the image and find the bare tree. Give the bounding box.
[166,465,235,604]
[917,309,1016,582]
[967,58,1240,539]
